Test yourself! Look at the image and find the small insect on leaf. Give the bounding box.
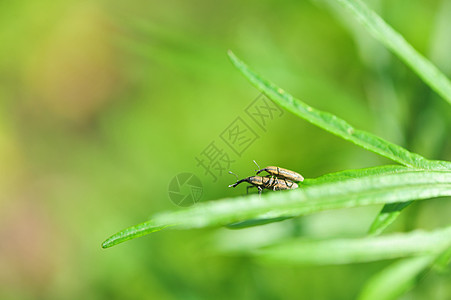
[228,161,302,195]
[254,160,304,182]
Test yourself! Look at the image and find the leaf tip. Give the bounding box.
[227,50,241,66]
[101,239,113,249]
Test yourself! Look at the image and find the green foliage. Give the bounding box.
[333,0,451,106]
[227,51,451,171]
[228,50,451,237]
[4,0,450,298]
[358,256,434,300]
[102,53,451,251]
[101,2,451,299]
[250,226,451,265]
[102,166,451,248]
[101,223,172,249]
[330,0,451,237]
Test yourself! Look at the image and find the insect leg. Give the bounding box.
[247,185,256,195]
[273,176,280,191]
[284,178,293,188]
[264,176,274,190]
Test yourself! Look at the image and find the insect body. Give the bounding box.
[254,162,304,183]
[228,161,304,195]
[228,175,299,194]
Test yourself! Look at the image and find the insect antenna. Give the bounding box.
[228,171,239,180]
[253,160,261,172]
[228,171,240,187]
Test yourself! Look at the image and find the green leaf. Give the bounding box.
[227,51,451,171]
[102,168,451,248]
[357,256,434,300]
[357,241,451,300]
[433,247,451,273]
[311,166,414,236]
[225,216,292,229]
[101,222,172,249]
[327,0,451,235]
[368,202,412,236]
[102,52,451,248]
[304,165,408,186]
[229,166,411,229]
[332,0,451,106]
[227,51,451,235]
[250,226,451,265]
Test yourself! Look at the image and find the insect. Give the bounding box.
[228,172,299,195]
[253,160,304,183]
[228,161,303,195]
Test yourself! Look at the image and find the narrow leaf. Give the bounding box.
[251,226,451,265]
[358,256,434,300]
[368,202,411,236]
[304,165,408,186]
[228,51,451,235]
[101,222,172,249]
[360,242,451,300]
[232,166,412,228]
[227,51,451,171]
[433,247,451,272]
[327,0,451,234]
[333,0,451,106]
[102,169,451,248]
[225,216,292,229]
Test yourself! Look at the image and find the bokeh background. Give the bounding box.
[1,0,451,299]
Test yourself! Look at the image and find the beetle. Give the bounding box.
[228,171,299,195]
[253,160,304,187]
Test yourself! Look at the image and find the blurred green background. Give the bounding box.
[1,0,451,299]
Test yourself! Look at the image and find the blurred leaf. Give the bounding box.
[357,228,451,300]
[432,246,451,273]
[332,0,451,106]
[102,168,451,248]
[358,256,434,300]
[225,216,292,229]
[251,226,451,265]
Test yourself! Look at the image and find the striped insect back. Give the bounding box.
[254,162,304,183]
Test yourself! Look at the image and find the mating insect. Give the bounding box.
[228,161,303,195]
[228,172,299,194]
[253,160,304,183]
